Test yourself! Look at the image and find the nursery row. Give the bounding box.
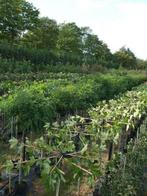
[0,73,146,135]
[1,83,147,195]
[0,72,82,82]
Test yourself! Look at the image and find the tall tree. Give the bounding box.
[81,27,112,66]
[114,47,137,69]
[57,22,83,64]
[0,0,39,42]
[136,59,147,69]
[21,17,59,50]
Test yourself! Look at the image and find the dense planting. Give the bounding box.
[0,55,107,74]
[0,0,147,195]
[0,72,82,96]
[101,122,147,195]
[0,72,146,135]
[1,84,147,195]
[0,72,82,82]
[0,9,146,72]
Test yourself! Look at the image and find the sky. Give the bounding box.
[28,0,147,60]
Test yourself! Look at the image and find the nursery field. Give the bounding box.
[0,71,146,133]
[1,0,147,195]
[0,70,147,196]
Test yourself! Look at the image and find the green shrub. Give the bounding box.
[0,72,146,134]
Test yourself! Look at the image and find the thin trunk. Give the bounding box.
[77,178,80,196]
[56,179,61,196]
[108,141,113,161]
[8,172,11,194]
[22,130,26,161]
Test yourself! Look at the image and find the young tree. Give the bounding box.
[0,0,39,42]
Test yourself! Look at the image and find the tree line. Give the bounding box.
[0,0,146,69]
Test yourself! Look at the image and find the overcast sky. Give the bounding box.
[28,0,147,60]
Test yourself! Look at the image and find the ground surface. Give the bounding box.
[143,166,147,196]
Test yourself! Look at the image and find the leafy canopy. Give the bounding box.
[0,0,39,42]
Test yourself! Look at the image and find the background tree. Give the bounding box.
[81,27,113,67]
[0,0,39,42]
[136,59,147,69]
[21,17,59,51]
[81,27,99,65]
[97,42,114,68]
[114,47,137,69]
[57,22,83,64]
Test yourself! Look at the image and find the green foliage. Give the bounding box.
[0,72,146,134]
[0,72,82,82]
[0,0,39,42]
[101,127,147,195]
[114,47,137,69]
[137,58,147,70]
[2,84,147,194]
[0,0,146,70]
[0,57,33,73]
[57,22,83,65]
[0,20,114,68]
[21,17,59,50]
[82,28,113,67]
[0,44,56,66]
